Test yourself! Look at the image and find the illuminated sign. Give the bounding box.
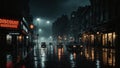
[0,18,19,29]
[23,25,28,33]
[20,21,28,34]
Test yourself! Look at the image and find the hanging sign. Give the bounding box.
[23,24,28,33]
[0,18,19,29]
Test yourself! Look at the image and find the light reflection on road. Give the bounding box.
[69,53,76,68]
[57,48,64,61]
[83,47,116,68]
[32,44,117,68]
[40,48,47,68]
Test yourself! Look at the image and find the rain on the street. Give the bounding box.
[26,44,116,68]
[0,0,120,68]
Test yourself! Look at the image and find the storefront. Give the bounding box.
[0,18,29,67]
[94,20,117,48]
[102,32,116,47]
[81,32,95,46]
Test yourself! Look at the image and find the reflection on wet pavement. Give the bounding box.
[30,44,118,68]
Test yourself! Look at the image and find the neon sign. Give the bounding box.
[0,18,19,29]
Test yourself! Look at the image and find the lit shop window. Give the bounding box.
[91,35,94,44]
[6,34,12,44]
[108,33,112,46]
[82,35,87,43]
[102,32,116,47]
[113,32,116,46]
[102,34,107,46]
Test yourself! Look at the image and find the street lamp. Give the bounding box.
[49,36,52,39]
[36,18,41,22]
[49,36,53,42]
[46,21,50,24]
[39,28,42,32]
[35,18,41,26]
[34,17,42,59]
[30,24,34,29]
[35,17,41,50]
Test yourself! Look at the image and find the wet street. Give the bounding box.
[23,43,118,68]
[1,0,120,68]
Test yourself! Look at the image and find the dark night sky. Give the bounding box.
[29,0,90,21]
[29,0,90,41]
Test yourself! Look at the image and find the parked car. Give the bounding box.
[41,42,47,48]
[66,41,83,52]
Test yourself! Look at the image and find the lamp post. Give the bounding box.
[35,18,41,60]
[29,24,34,50]
[35,18,41,47]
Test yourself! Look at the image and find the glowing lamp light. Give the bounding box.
[18,35,22,41]
[46,21,50,24]
[97,32,99,34]
[39,29,42,32]
[30,24,34,29]
[36,18,40,21]
[73,45,76,48]
[26,36,29,39]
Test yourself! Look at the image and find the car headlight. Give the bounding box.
[80,45,83,48]
[73,45,76,48]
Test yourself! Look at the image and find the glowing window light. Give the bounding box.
[91,35,94,41]
[6,34,12,40]
[113,32,116,39]
[97,32,99,34]
[108,33,112,36]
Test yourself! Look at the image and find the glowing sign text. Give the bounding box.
[0,19,19,29]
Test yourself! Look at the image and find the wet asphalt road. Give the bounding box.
[24,44,118,68]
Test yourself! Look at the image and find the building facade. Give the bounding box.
[52,15,69,44]
[0,0,33,68]
[52,0,120,49]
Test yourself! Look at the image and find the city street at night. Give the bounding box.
[0,0,120,68]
